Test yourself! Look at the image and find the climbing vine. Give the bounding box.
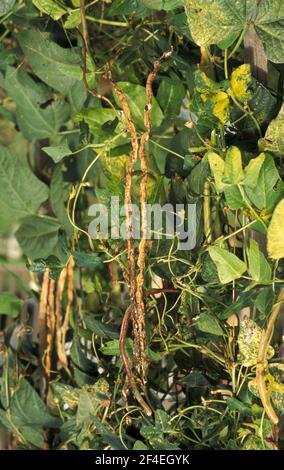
[0,0,284,451]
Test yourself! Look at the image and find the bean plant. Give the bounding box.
[0,0,284,451]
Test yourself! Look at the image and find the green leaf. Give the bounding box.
[184,0,254,47]
[133,440,149,450]
[16,216,62,260]
[227,397,253,416]
[141,410,179,450]
[76,387,97,431]
[0,0,16,16]
[267,199,284,259]
[83,316,119,340]
[101,339,161,361]
[187,158,210,195]
[223,147,243,185]
[217,31,240,50]
[101,339,132,358]
[248,240,271,284]
[244,154,284,211]
[208,246,246,284]
[196,312,223,336]
[207,151,226,191]
[18,30,82,94]
[50,166,74,238]
[67,81,87,113]
[221,290,256,319]
[243,153,266,188]
[73,251,101,268]
[10,378,59,447]
[5,67,70,140]
[185,0,284,64]
[114,82,164,129]
[70,332,97,386]
[259,105,284,157]
[255,287,275,318]
[32,0,66,20]
[43,141,72,163]
[224,185,244,210]
[0,145,48,229]
[109,0,149,16]
[28,256,65,280]
[64,9,81,29]
[254,0,284,63]
[157,76,185,117]
[20,426,45,448]
[75,107,125,145]
[0,292,23,318]
[92,416,125,450]
[142,0,184,9]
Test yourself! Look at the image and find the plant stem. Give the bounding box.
[256,287,284,425]
[86,16,128,27]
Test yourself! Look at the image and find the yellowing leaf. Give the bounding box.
[195,70,218,93]
[259,105,284,156]
[208,151,226,192]
[223,146,243,185]
[230,64,253,103]
[267,199,284,259]
[248,240,271,284]
[64,9,81,29]
[244,153,266,188]
[212,91,230,124]
[238,319,274,367]
[208,246,246,284]
[184,0,251,47]
[32,0,66,20]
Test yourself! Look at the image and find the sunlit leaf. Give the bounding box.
[32,0,66,20]
[208,246,246,284]
[0,0,16,16]
[267,199,284,259]
[230,64,253,103]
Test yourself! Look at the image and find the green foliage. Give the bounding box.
[0,292,23,317]
[18,30,83,94]
[0,146,48,231]
[0,0,284,452]
[185,0,284,62]
[5,67,70,140]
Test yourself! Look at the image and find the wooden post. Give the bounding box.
[244,24,268,87]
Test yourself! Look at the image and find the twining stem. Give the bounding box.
[60,257,75,368]
[256,287,284,425]
[68,152,101,250]
[78,2,115,110]
[38,271,50,371]
[224,48,229,80]
[228,25,249,60]
[80,0,90,49]
[119,305,152,416]
[44,278,55,379]
[110,53,171,407]
[55,265,68,367]
[107,71,150,410]
[230,93,262,137]
[135,59,162,380]
[86,16,129,27]
[108,76,138,306]
[203,180,212,244]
